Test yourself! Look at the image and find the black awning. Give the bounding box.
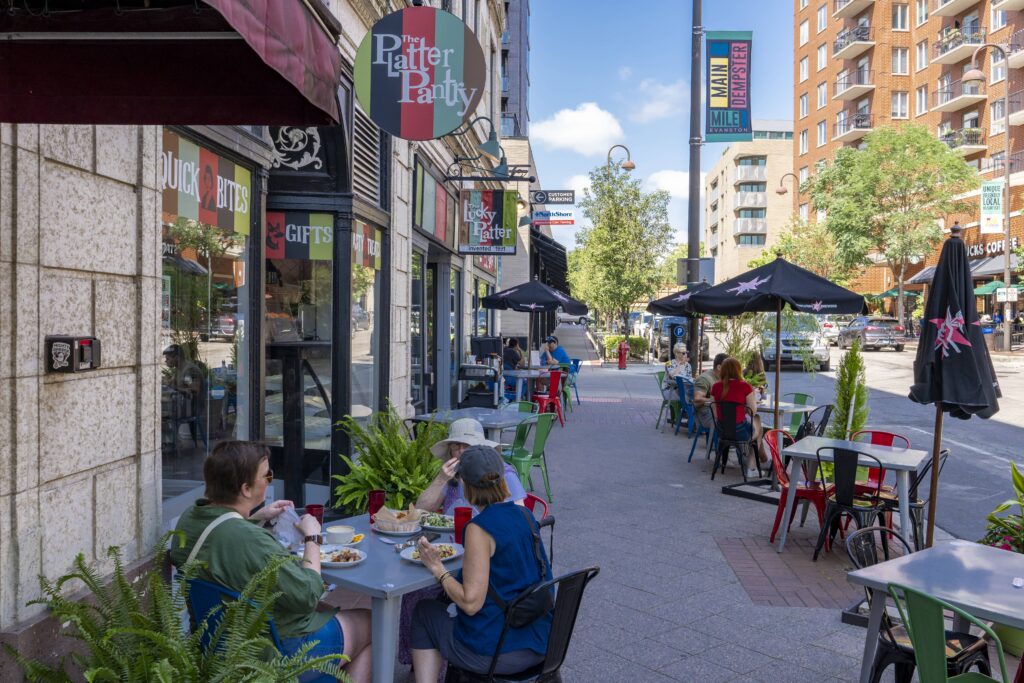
[530,227,569,293]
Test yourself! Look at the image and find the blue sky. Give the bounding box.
[527,1,794,249]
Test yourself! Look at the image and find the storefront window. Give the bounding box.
[160,130,253,501]
[450,267,462,406]
[352,221,383,415]
[473,277,494,336]
[411,251,426,410]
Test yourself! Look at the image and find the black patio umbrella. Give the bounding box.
[481,279,587,368]
[646,282,710,316]
[688,255,866,428]
[909,227,1000,547]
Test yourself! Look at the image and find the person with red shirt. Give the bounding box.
[710,357,766,479]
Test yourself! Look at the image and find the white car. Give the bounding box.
[556,309,590,325]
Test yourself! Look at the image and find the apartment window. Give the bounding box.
[916,40,928,72]
[817,120,827,146]
[916,85,928,116]
[992,99,1006,136]
[891,91,909,119]
[799,166,809,183]
[892,47,909,75]
[992,8,1007,32]
[737,156,767,165]
[892,4,908,31]
[816,208,827,223]
[738,235,767,246]
[817,44,828,71]
[800,20,809,46]
[738,208,766,218]
[738,182,767,192]
[799,130,808,154]
[799,93,809,118]
[817,5,827,32]
[817,82,828,109]
[915,0,927,26]
[992,49,1006,84]
[799,203,810,221]
[799,57,809,82]
[800,0,808,8]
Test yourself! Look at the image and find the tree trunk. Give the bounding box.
[896,260,907,331]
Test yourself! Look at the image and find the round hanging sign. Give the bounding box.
[355,7,486,141]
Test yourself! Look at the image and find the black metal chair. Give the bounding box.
[878,449,950,551]
[812,447,888,561]
[795,404,834,441]
[444,566,601,683]
[845,526,992,683]
[709,400,759,481]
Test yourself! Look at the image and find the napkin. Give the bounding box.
[272,506,305,549]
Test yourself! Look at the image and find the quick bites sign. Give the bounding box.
[705,31,753,142]
[459,190,518,255]
[161,129,252,235]
[355,7,486,141]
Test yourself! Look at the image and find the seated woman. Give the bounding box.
[171,441,372,683]
[502,337,526,371]
[710,357,767,479]
[416,418,526,515]
[662,342,693,400]
[410,445,552,681]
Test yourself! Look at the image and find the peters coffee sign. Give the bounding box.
[355,7,486,140]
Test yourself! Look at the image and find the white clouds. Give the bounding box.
[565,174,592,203]
[646,170,706,200]
[617,66,633,80]
[629,79,687,123]
[531,103,625,157]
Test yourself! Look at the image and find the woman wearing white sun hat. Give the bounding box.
[416,418,527,515]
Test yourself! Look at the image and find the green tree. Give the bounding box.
[808,124,979,327]
[747,219,858,287]
[569,164,673,331]
[827,337,869,439]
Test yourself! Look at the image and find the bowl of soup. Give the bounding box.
[325,524,355,545]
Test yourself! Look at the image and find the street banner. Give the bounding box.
[532,209,575,226]
[459,190,518,255]
[705,31,753,142]
[265,211,333,260]
[980,180,1004,234]
[354,7,486,141]
[161,129,252,235]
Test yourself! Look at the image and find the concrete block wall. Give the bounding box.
[0,124,162,631]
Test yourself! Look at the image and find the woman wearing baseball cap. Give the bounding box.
[410,445,552,680]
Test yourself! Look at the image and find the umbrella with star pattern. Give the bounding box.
[646,282,711,316]
[482,279,587,368]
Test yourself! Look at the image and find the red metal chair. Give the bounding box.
[850,430,908,497]
[765,428,835,548]
[534,370,565,427]
[523,493,555,564]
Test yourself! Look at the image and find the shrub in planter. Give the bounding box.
[980,462,1024,656]
[602,335,648,359]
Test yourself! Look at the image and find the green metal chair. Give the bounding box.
[654,371,680,430]
[558,363,575,414]
[888,582,1008,683]
[499,402,540,453]
[508,412,556,502]
[782,392,815,434]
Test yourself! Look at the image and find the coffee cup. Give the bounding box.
[325,524,355,545]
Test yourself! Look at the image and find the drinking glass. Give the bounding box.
[368,490,386,523]
[305,504,324,525]
[454,506,473,545]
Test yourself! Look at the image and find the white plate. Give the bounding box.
[400,543,464,564]
[372,524,423,536]
[421,516,455,533]
[335,533,365,546]
[294,545,366,568]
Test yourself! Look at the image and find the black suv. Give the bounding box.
[837,316,906,351]
[652,316,710,362]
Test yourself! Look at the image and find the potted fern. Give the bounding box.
[827,337,869,439]
[981,463,1024,656]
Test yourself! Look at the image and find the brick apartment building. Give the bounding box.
[793,0,1024,309]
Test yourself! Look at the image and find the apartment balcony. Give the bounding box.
[932,80,986,112]
[981,150,1024,175]
[709,209,720,227]
[833,113,874,142]
[833,0,874,20]
[1007,30,1024,69]
[940,128,987,155]
[834,70,875,100]
[733,192,768,210]
[993,0,1024,10]
[734,165,768,183]
[932,0,980,16]
[933,27,986,65]
[1010,91,1024,127]
[733,218,768,236]
[833,26,875,60]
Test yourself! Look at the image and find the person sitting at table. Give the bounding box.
[539,335,571,368]
[416,418,526,515]
[693,352,728,430]
[502,337,526,371]
[662,342,692,400]
[710,357,767,479]
[170,441,373,683]
[410,445,552,682]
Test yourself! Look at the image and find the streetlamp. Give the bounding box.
[775,171,800,196]
[607,144,636,171]
[964,45,1013,353]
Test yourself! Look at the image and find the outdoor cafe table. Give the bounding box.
[776,435,929,553]
[411,405,534,441]
[847,541,1024,683]
[503,368,548,401]
[320,513,461,683]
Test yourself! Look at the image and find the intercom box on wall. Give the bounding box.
[45,336,102,373]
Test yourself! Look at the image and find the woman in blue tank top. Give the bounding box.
[409,445,552,681]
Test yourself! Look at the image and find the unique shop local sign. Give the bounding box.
[980,180,1004,234]
[355,7,486,140]
[705,31,753,142]
[459,190,518,255]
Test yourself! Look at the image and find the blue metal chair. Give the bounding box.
[674,377,697,436]
[687,413,717,463]
[569,358,582,405]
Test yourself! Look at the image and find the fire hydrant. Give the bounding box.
[617,340,629,370]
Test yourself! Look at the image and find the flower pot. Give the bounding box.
[993,623,1024,658]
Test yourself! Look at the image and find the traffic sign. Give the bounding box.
[530,190,575,205]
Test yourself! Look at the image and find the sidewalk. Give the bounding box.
[537,324,1020,682]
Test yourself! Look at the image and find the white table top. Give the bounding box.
[755,401,817,415]
[782,436,930,471]
[847,541,1024,630]
[503,369,548,378]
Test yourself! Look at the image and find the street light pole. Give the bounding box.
[775,171,800,197]
[965,45,1012,353]
[686,0,703,362]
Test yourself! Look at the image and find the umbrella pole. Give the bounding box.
[528,311,534,370]
[774,299,781,430]
[698,316,705,374]
[925,405,943,548]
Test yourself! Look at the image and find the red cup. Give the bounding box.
[368,490,386,524]
[305,504,324,525]
[454,506,473,545]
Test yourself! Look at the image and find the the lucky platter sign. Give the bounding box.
[459,190,518,255]
[355,7,486,140]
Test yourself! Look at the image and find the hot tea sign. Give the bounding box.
[459,190,518,255]
[355,7,486,140]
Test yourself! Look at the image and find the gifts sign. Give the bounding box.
[459,190,518,255]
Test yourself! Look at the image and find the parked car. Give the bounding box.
[652,316,710,362]
[837,316,906,351]
[821,314,854,346]
[631,312,653,337]
[761,313,831,371]
[557,307,590,325]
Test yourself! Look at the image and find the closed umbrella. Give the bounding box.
[481,279,586,368]
[688,255,866,428]
[910,227,1000,547]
